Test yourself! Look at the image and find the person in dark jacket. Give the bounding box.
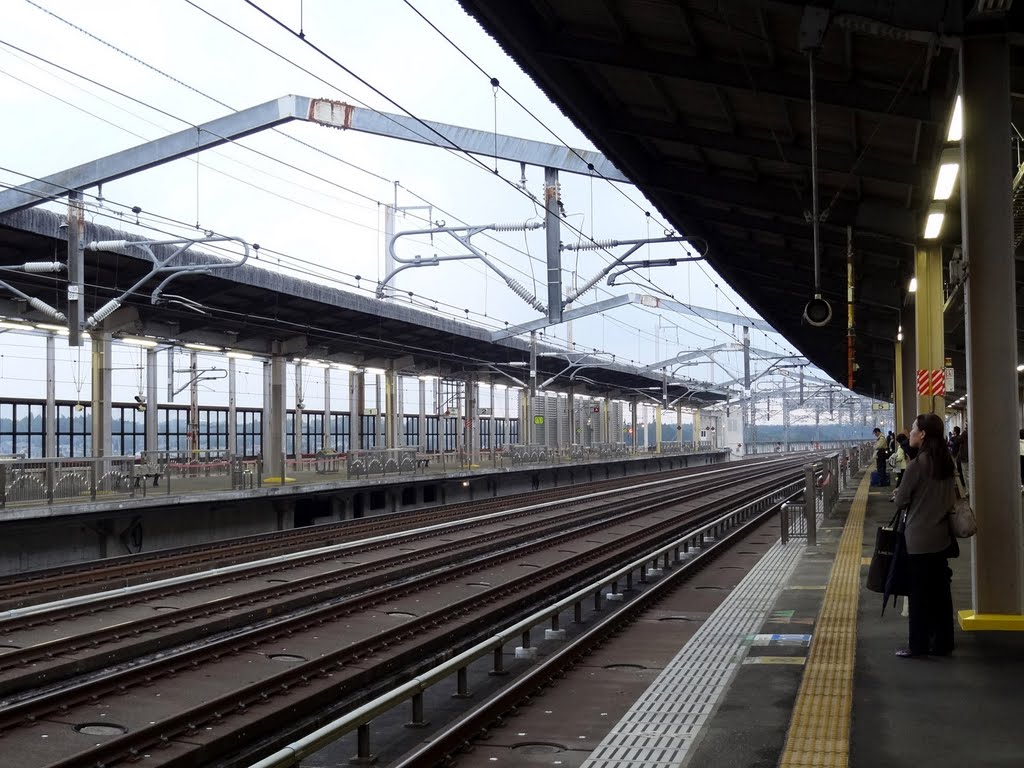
[892,413,956,658]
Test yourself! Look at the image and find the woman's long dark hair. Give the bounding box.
[914,413,955,479]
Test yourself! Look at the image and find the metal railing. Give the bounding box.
[0,455,150,507]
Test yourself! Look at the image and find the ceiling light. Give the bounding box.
[1017,364,1024,372]
[0,321,28,330]
[908,277,918,293]
[226,351,254,360]
[122,336,158,347]
[418,374,439,381]
[897,331,903,342]
[947,95,962,142]
[362,367,386,375]
[933,162,960,200]
[332,363,357,371]
[923,212,944,239]
[184,342,221,352]
[298,358,328,368]
[35,323,66,332]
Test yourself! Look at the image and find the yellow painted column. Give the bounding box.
[914,243,945,419]
[894,340,903,437]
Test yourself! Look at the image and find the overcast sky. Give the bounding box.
[0,0,837,413]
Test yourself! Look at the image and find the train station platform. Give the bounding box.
[565,467,1024,767]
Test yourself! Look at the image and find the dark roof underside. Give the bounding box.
[458,0,1024,400]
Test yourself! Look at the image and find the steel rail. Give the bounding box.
[1,471,800,767]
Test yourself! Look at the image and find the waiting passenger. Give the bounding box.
[1018,429,1024,489]
[888,433,908,498]
[891,413,956,658]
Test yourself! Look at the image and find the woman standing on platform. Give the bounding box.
[892,413,956,658]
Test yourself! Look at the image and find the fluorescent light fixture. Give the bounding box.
[122,336,158,347]
[226,351,254,360]
[933,162,959,200]
[897,331,903,342]
[908,277,918,293]
[947,95,962,142]
[923,212,944,239]
[35,323,66,332]
[417,374,439,381]
[1017,364,1024,372]
[183,342,221,352]
[362,367,386,375]
[298,358,328,368]
[0,321,28,330]
[332,363,357,371]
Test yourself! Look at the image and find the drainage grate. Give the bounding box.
[580,537,805,767]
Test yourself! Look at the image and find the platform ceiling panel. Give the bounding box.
[456,0,1010,399]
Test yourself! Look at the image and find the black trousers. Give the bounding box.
[876,454,886,478]
[907,551,954,655]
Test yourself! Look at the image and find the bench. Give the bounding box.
[135,464,163,488]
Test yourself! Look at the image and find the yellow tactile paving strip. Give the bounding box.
[778,472,868,768]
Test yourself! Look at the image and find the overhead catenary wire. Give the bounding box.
[400,0,790,354]
[4,6,798,372]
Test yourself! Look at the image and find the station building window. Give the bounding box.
[159,407,190,455]
[509,420,519,445]
[494,419,506,447]
[299,412,324,455]
[479,418,490,449]
[236,409,261,457]
[443,416,458,452]
[403,415,419,447]
[112,405,145,456]
[0,400,45,457]
[425,415,439,452]
[329,413,349,453]
[56,401,91,456]
[360,415,377,449]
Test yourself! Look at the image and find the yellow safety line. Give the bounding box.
[778,473,868,768]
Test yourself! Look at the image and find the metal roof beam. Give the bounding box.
[491,294,773,341]
[0,96,628,215]
[541,38,945,124]
[611,116,921,187]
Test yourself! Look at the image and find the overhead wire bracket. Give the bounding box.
[83,236,250,327]
[379,220,547,312]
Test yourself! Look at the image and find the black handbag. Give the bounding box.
[866,508,910,610]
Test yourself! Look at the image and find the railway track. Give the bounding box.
[0,457,813,767]
[0,459,785,611]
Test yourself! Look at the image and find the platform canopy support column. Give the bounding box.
[374,373,384,449]
[523,388,533,445]
[914,243,945,420]
[693,409,701,450]
[349,370,364,451]
[322,366,331,450]
[465,376,479,462]
[655,404,662,454]
[676,404,683,449]
[899,308,916,435]
[227,360,236,460]
[264,355,287,479]
[385,366,399,449]
[147,348,159,459]
[418,377,427,452]
[630,399,638,454]
[960,28,1024,617]
[45,334,56,457]
[89,330,112,457]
